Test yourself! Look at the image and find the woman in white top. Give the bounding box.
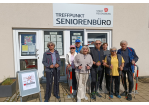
[66,45,78,96]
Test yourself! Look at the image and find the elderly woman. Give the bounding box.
[103,47,125,99]
[74,45,93,102]
[42,42,61,102]
[66,45,77,96]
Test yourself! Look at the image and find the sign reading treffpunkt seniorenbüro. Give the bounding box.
[53,3,113,27]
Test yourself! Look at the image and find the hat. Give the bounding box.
[70,45,75,48]
[75,39,81,43]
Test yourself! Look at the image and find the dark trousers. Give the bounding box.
[122,70,134,93]
[106,74,110,91]
[72,68,77,90]
[109,76,120,96]
[91,69,103,93]
[44,69,60,100]
[99,69,104,89]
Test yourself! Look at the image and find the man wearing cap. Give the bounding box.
[75,39,82,54]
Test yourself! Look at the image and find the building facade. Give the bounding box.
[0,3,148,82]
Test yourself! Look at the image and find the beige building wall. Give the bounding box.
[0,3,149,82]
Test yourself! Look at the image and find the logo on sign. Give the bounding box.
[104,8,108,12]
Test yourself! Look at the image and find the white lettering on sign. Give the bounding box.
[53,3,113,27]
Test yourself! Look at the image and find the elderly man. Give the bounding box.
[42,42,61,102]
[117,40,139,101]
[75,39,82,53]
[90,40,104,99]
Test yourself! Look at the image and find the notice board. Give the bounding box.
[17,69,40,97]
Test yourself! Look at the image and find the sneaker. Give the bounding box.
[44,100,48,102]
[73,90,77,96]
[127,94,132,101]
[77,99,81,102]
[55,95,60,99]
[99,87,102,91]
[91,93,96,100]
[116,95,121,98]
[109,95,113,99]
[84,95,88,100]
[120,91,128,96]
[96,92,102,98]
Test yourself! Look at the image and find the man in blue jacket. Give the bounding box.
[75,39,82,53]
[117,40,139,101]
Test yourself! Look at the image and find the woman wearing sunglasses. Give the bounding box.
[66,45,77,96]
[74,45,93,102]
[103,47,125,99]
[42,42,61,102]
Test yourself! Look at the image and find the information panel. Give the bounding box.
[17,69,40,97]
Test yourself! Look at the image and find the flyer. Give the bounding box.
[95,38,102,42]
[45,35,50,42]
[57,42,62,48]
[76,36,82,42]
[22,72,37,91]
[45,42,48,48]
[53,42,57,48]
[101,38,106,43]
[57,35,62,41]
[51,35,56,41]
[88,38,95,47]
[57,49,63,55]
[28,45,36,53]
[22,45,28,52]
[72,36,77,42]
[24,36,33,45]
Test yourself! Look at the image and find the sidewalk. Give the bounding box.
[0,77,149,102]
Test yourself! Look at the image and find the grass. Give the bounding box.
[1,78,16,86]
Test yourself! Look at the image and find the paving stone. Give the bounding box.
[65,99,74,102]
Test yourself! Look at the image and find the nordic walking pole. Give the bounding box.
[55,63,61,102]
[76,64,82,101]
[109,65,112,100]
[102,60,106,99]
[87,64,91,102]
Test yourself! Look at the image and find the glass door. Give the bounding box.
[13,30,41,77]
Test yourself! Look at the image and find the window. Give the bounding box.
[44,31,64,55]
[20,59,37,71]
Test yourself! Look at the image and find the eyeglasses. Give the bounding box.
[111,50,117,52]
[70,48,75,49]
[96,43,101,45]
[49,44,53,46]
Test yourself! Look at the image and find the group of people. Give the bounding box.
[42,39,139,102]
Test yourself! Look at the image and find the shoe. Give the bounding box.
[109,95,113,99]
[44,100,48,102]
[84,95,88,100]
[127,94,132,101]
[116,95,121,98]
[120,91,128,96]
[73,90,77,96]
[96,92,102,98]
[99,86,102,91]
[91,92,96,99]
[77,99,81,102]
[55,95,60,99]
